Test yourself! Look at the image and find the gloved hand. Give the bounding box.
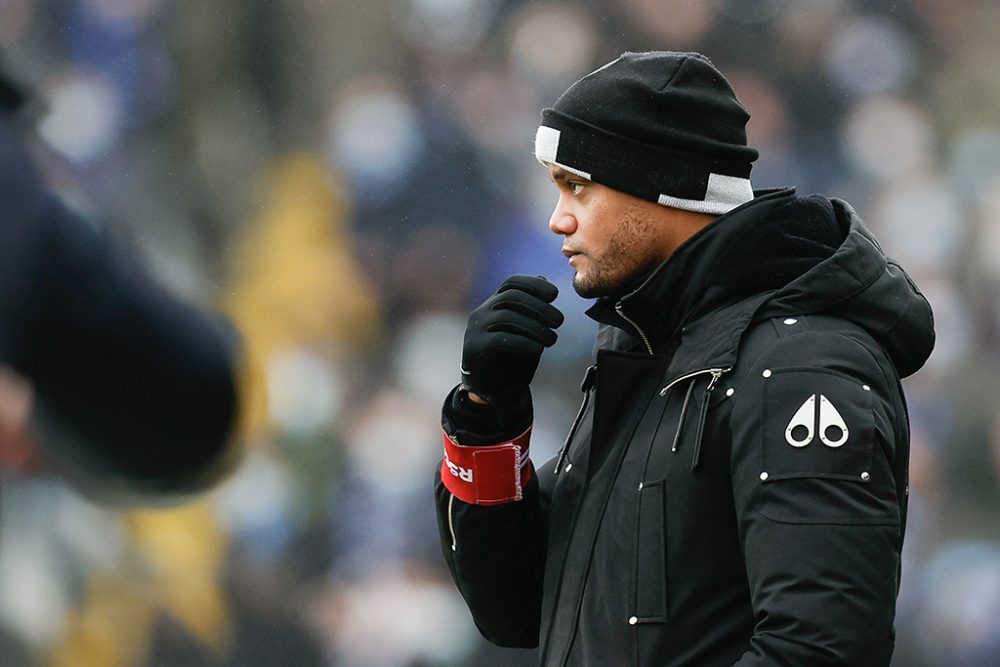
[461,275,564,405]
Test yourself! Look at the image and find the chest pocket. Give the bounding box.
[629,372,722,625]
[632,479,667,623]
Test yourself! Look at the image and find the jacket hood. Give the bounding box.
[587,189,935,378]
[756,198,935,377]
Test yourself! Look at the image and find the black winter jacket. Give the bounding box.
[435,189,934,666]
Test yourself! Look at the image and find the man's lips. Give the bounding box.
[562,248,581,266]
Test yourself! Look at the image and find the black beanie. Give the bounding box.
[535,51,759,215]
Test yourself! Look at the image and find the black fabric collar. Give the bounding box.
[585,187,844,357]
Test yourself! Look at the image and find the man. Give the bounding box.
[0,59,240,501]
[434,51,935,665]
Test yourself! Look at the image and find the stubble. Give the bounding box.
[572,207,659,299]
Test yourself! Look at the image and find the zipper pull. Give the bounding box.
[690,369,726,471]
[706,369,723,393]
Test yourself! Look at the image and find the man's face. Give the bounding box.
[546,165,673,298]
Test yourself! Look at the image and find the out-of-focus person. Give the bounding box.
[0,57,240,503]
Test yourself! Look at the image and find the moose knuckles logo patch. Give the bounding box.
[760,367,875,483]
[784,394,850,448]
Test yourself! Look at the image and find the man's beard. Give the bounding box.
[571,211,659,299]
[572,270,617,298]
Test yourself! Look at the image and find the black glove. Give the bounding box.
[461,275,564,405]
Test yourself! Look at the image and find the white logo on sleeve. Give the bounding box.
[818,395,849,447]
[445,457,473,483]
[785,394,850,448]
[784,395,815,447]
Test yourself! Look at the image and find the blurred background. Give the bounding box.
[0,0,998,665]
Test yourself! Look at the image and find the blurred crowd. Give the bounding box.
[0,0,999,665]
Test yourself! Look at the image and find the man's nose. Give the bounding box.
[548,195,577,236]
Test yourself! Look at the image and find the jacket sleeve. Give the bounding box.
[0,113,240,501]
[728,331,905,666]
[434,385,549,647]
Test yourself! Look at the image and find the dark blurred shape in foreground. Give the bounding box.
[0,59,240,503]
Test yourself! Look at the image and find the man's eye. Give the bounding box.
[569,182,585,195]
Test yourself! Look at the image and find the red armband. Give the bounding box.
[440,427,532,505]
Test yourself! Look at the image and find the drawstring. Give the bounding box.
[691,370,725,470]
[670,378,697,453]
[667,370,725,470]
[554,365,596,475]
[690,383,714,471]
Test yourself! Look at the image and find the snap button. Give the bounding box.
[762,369,772,378]
[760,472,769,481]
[725,387,735,397]
[861,472,870,481]
[564,463,573,473]
[628,616,638,626]
[782,318,798,325]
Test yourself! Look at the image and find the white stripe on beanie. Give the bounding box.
[534,124,752,215]
[534,126,591,179]
[657,173,753,215]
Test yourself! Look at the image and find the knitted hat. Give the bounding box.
[534,51,759,215]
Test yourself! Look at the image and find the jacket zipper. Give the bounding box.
[615,301,654,356]
[447,493,457,552]
[661,368,729,457]
[660,367,732,471]
[659,367,729,397]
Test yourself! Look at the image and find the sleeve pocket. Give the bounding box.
[755,368,898,525]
